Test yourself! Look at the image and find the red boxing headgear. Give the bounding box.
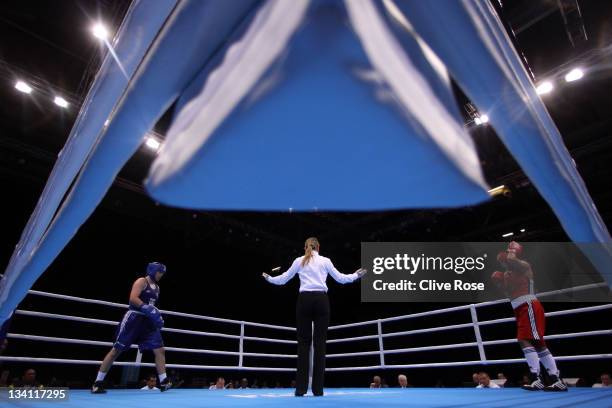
[507,241,523,257]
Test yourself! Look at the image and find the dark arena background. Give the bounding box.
[0,1,611,407]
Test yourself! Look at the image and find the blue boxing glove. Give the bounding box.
[140,304,164,329]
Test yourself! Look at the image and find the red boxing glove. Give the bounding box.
[497,251,508,264]
[491,271,504,282]
[491,271,505,289]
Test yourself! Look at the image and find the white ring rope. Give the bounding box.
[9,328,609,358]
[381,323,475,339]
[0,356,295,371]
[27,289,295,331]
[328,282,608,330]
[478,304,612,326]
[15,310,118,326]
[325,354,612,372]
[0,283,609,372]
[7,333,298,358]
[13,310,297,343]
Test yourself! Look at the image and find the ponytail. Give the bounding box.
[301,237,320,267]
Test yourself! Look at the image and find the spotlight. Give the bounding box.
[520,228,526,233]
[15,80,33,94]
[502,232,514,238]
[92,23,109,40]
[145,137,161,151]
[488,185,510,197]
[53,96,69,108]
[565,68,584,82]
[536,81,553,95]
[480,114,489,124]
[474,117,482,125]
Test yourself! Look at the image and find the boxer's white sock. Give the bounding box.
[538,348,560,377]
[522,347,540,374]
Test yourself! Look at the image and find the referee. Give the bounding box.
[263,237,366,397]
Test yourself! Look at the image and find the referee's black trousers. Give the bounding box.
[295,291,330,396]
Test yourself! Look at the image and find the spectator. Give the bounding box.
[518,373,531,387]
[14,369,42,388]
[476,372,500,389]
[593,373,610,388]
[141,375,159,391]
[472,372,480,386]
[190,377,207,388]
[397,374,412,388]
[48,377,63,387]
[209,377,225,390]
[168,370,184,389]
[370,375,382,388]
[240,378,249,389]
[494,372,507,388]
[0,370,9,387]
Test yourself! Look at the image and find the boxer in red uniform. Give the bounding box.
[491,242,567,392]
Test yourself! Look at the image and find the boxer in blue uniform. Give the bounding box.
[91,262,172,393]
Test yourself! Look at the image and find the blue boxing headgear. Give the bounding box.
[146,262,166,281]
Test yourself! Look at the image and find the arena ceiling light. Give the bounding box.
[487,185,509,197]
[502,232,514,238]
[536,81,554,95]
[15,80,33,94]
[53,96,69,108]
[565,68,584,82]
[520,228,526,233]
[473,114,489,126]
[92,23,109,40]
[145,137,161,151]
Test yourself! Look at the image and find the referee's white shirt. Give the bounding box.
[265,251,360,292]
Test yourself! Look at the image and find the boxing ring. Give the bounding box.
[2,1,612,406]
[5,388,612,408]
[1,283,611,407]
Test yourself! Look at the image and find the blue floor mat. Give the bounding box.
[7,387,612,408]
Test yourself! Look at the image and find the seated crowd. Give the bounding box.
[0,367,609,390]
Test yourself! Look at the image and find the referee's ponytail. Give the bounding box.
[301,237,320,267]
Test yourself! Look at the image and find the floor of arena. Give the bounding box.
[8,388,612,408]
